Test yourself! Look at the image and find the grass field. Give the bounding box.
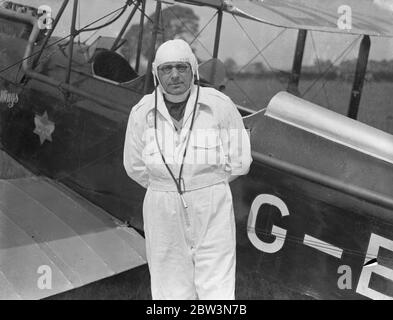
[224,78,393,135]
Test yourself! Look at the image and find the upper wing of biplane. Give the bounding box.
[174,0,393,37]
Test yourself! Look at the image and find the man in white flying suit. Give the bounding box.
[123,39,252,300]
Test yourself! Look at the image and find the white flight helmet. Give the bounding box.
[152,39,199,101]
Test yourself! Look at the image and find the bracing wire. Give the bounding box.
[164,3,213,57]
[309,31,331,108]
[227,29,287,109]
[78,1,128,33]
[0,2,129,75]
[133,0,154,24]
[232,15,288,89]
[301,35,361,98]
[224,21,286,110]
[189,11,217,46]
[229,28,286,78]
[229,78,259,109]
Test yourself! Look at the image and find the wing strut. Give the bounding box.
[135,0,146,73]
[213,8,223,58]
[111,0,141,52]
[144,0,161,93]
[287,29,307,96]
[347,35,371,120]
[65,0,79,86]
[31,0,70,70]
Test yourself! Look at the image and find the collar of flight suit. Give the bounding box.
[156,84,199,133]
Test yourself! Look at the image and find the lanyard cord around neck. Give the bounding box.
[154,83,200,199]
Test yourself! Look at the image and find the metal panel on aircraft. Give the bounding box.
[265,92,393,165]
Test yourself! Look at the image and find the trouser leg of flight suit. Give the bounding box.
[142,182,236,300]
[193,182,236,299]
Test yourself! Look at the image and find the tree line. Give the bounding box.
[224,57,393,81]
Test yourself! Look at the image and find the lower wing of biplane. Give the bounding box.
[0,151,147,300]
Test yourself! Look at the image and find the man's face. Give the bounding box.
[157,62,193,95]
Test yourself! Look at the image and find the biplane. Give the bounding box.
[0,0,392,299]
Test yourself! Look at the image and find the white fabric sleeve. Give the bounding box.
[221,99,252,177]
[123,109,149,188]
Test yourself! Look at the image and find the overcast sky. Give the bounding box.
[22,0,393,70]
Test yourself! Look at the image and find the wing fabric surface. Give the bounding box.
[174,0,393,37]
[0,174,146,299]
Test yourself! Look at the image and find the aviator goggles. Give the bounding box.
[158,63,191,75]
